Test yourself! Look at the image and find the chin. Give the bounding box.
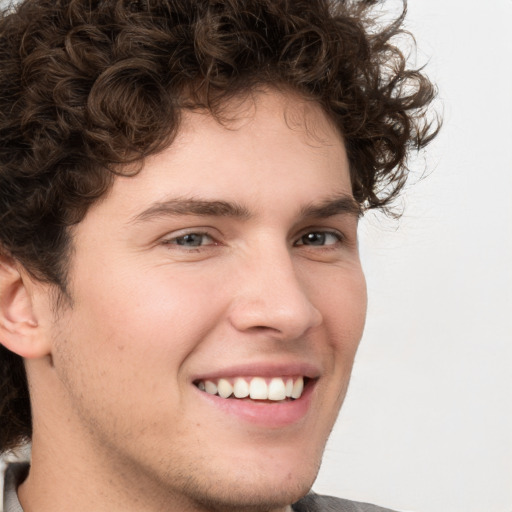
[162,442,322,512]
[188,474,314,512]
[197,452,320,511]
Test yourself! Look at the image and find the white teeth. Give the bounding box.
[249,377,268,399]
[233,378,250,398]
[285,378,293,397]
[291,377,304,399]
[197,376,306,401]
[268,377,286,401]
[217,378,233,398]
[204,380,217,395]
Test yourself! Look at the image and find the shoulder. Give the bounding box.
[293,492,400,512]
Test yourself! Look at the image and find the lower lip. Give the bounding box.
[195,381,316,428]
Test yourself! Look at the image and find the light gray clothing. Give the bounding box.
[3,463,25,512]
[3,462,397,512]
[292,492,398,512]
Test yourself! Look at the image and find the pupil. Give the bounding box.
[304,232,325,245]
[177,234,202,246]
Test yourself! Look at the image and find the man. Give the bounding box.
[0,0,438,511]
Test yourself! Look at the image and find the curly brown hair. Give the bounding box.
[0,0,439,453]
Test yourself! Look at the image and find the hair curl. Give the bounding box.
[0,0,439,453]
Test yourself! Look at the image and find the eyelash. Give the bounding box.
[161,229,344,250]
[161,231,216,248]
[294,230,344,247]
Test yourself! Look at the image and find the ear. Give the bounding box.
[0,254,50,359]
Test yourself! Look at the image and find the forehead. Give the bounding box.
[88,89,351,223]
[149,91,345,182]
[178,89,344,157]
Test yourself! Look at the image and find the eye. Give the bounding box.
[163,232,216,248]
[295,231,342,247]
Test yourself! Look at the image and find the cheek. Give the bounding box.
[50,268,227,436]
[68,264,227,369]
[309,264,367,345]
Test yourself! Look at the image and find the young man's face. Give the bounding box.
[30,90,367,511]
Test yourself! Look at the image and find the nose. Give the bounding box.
[227,243,323,340]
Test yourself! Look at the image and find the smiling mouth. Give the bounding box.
[194,376,307,401]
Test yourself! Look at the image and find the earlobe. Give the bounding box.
[0,254,49,359]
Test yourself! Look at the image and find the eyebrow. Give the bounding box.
[299,194,362,219]
[131,197,252,223]
[131,193,361,224]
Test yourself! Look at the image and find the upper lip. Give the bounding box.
[190,360,321,382]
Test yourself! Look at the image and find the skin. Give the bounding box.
[12,89,367,512]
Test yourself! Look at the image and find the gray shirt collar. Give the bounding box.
[3,462,28,512]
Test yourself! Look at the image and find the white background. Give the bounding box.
[314,2,512,512]
[1,1,511,512]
